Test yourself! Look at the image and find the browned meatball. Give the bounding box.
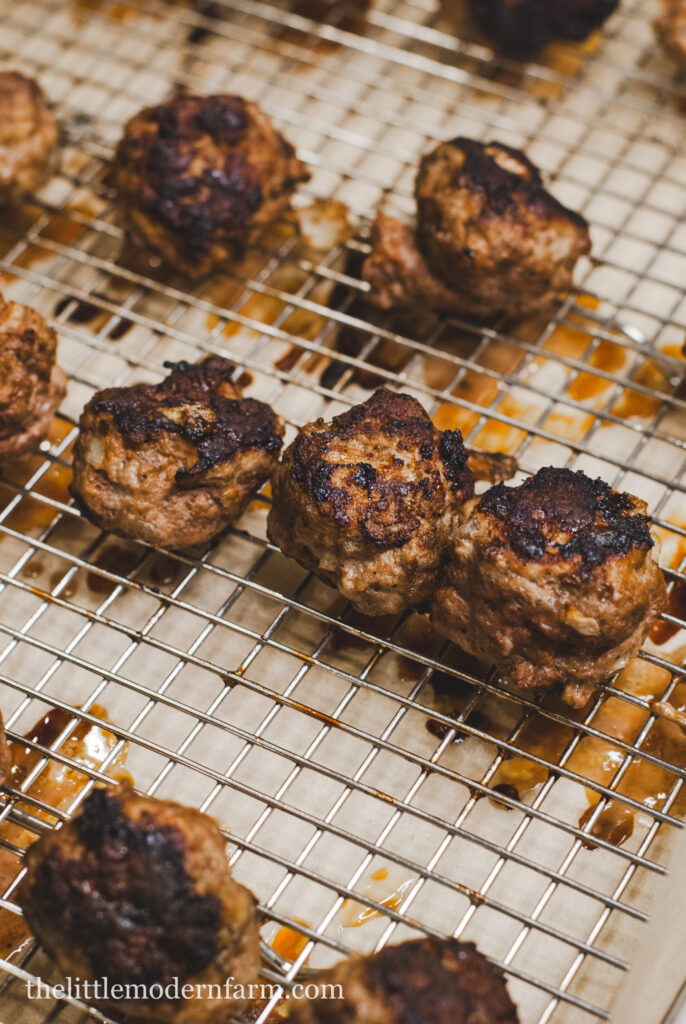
[0,71,58,204]
[654,0,686,67]
[0,295,67,464]
[467,0,619,59]
[431,467,667,707]
[110,93,310,277]
[363,139,591,322]
[286,937,519,1024]
[18,784,260,1024]
[71,356,284,548]
[362,213,467,316]
[268,389,474,617]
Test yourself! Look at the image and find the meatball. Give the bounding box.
[361,213,466,316]
[17,784,260,1024]
[268,388,474,617]
[286,937,519,1024]
[71,356,284,548]
[467,0,620,58]
[654,0,686,67]
[431,467,667,708]
[110,93,310,277]
[0,295,67,464]
[415,139,591,321]
[363,139,590,321]
[0,71,58,204]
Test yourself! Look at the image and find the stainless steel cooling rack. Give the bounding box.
[0,1,685,1023]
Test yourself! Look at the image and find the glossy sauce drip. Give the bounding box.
[0,705,129,959]
[611,359,671,422]
[489,659,686,846]
[650,582,686,646]
[86,544,143,595]
[148,554,182,588]
[0,420,74,537]
[42,215,84,250]
[270,917,310,962]
[431,297,678,451]
[274,345,303,373]
[0,205,47,276]
[107,318,133,341]
[424,665,483,742]
[566,340,627,402]
[340,870,417,928]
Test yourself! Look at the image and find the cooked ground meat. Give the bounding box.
[0,71,58,204]
[363,139,590,322]
[362,213,467,315]
[110,93,310,277]
[431,467,667,707]
[268,388,474,616]
[654,0,686,67]
[436,468,667,708]
[286,937,519,1024]
[467,0,620,59]
[71,356,284,548]
[18,784,260,1024]
[0,295,67,463]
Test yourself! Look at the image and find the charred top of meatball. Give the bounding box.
[480,467,653,573]
[26,787,221,988]
[0,295,58,436]
[363,939,517,1024]
[289,938,519,1024]
[87,356,283,483]
[468,0,620,58]
[421,138,588,233]
[112,94,307,261]
[290,388,472,545]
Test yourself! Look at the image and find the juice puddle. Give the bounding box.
[0,705,129,959]
[431,299,614,452]
[270,917,310,962]
[0,419,74,537]
[489,658,686,847]
[340,867,417,928]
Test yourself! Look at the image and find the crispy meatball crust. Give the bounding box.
[468,0,619,58]
[286,938,519,1024]
[413,139,591,321]
[18,784,260,1024]
[432,467,667,707]
[110,93,310,277]
[268,388,474,617]
[654,0,686,67]
[71,356,284,548]
[0,71,58,204]
[0,295,67,463]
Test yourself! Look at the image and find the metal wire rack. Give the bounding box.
[0,0,684,1022]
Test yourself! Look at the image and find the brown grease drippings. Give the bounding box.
[489,659,686,847]
[86,544,143,595]
[340,870,416,928]
[650,582,686,646]
[0,421,74,537]
[0,705,129,959]
[271,918,310,962]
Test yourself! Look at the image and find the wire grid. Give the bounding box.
[0,0,684,1022]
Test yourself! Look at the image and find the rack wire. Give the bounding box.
[0,0,684,1022]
